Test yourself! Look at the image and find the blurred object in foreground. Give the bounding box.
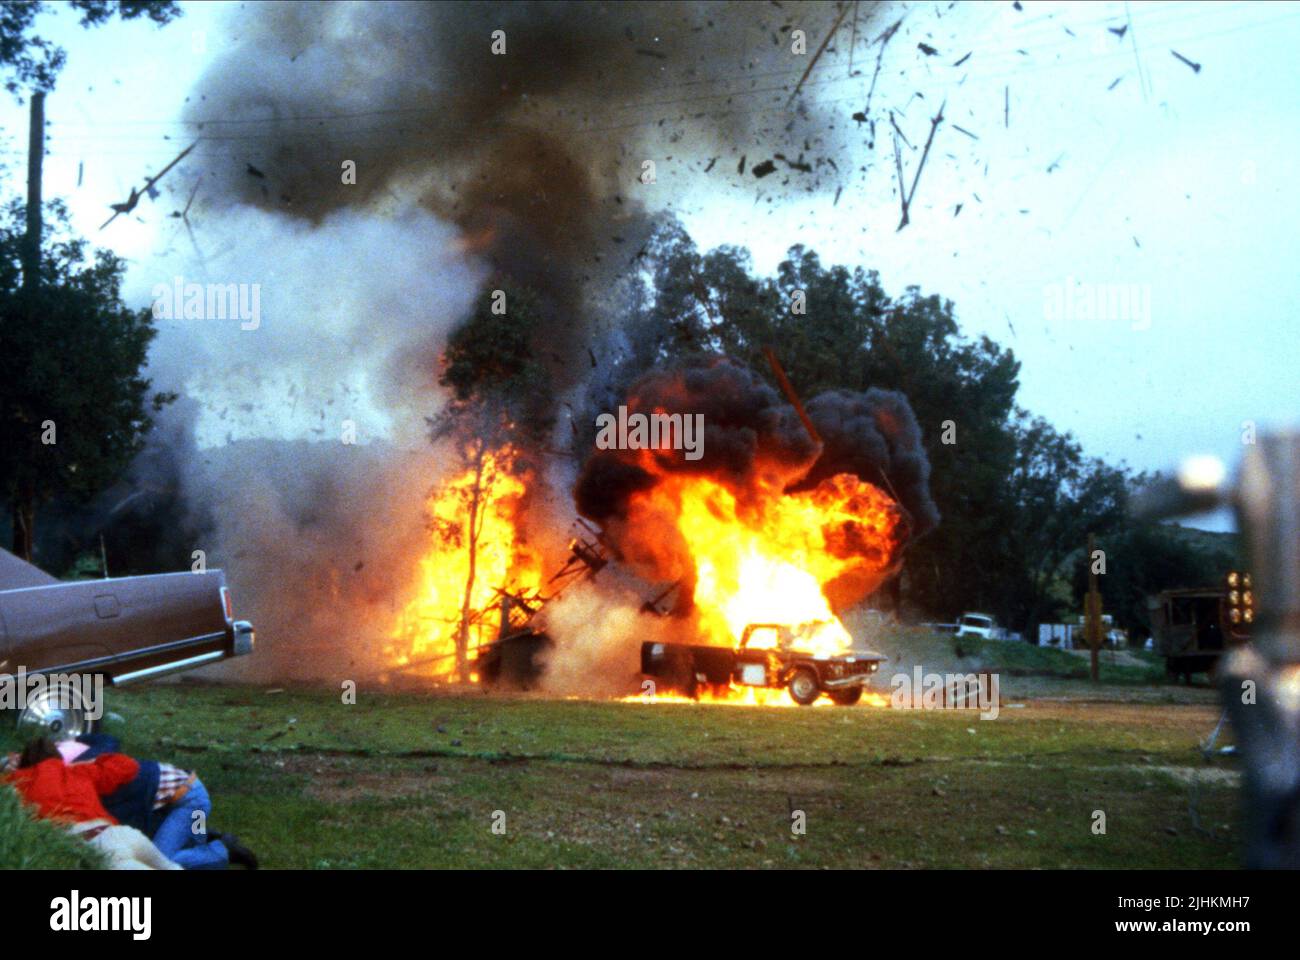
[1136,432,1300,867]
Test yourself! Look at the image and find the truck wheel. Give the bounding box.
[788,667,820,706]
[829,687,863,707]
[16,681,96,741]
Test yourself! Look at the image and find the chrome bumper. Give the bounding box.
[822,671,877,690]
[232,620,255,657]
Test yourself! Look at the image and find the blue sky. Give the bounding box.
[2,1,1298,532]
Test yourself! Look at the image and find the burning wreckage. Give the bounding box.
[384,357,936,706]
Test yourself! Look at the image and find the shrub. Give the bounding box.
[0,784,106,869]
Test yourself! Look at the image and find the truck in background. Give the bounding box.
[1148,571,1254,682]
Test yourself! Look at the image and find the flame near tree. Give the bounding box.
[390,279,553,680]
[390,439,541,681]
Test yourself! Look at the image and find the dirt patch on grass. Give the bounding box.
[266,753,454,804]
[1149,765,1241,787]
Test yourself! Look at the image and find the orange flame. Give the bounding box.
[387,447,543,680]
[620,687,891,708]
[625,471,907,657]
[389,440,905,707]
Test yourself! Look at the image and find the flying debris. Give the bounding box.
[889,112,913,148]
[895,100,946,231]
[1109,24,1129,39]
[853,16,902,142]
[1171,50,1202,73]
[1107,76,1124,91]
[775,154,812,173]
[953,51,971,67]
[100,141,196,230]
[786,1,851,104]
[246,163,267,179]
[917,42,939,57]
[168,179,205,261]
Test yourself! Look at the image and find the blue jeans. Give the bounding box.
[152,778,229,870]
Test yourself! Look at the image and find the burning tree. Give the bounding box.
[408,282,554,682]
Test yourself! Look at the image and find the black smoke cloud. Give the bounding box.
[182,0,882,397]
[575,357,819,521]
[575,355,938,538]
[803,388,940,537]
[139,1,901,680]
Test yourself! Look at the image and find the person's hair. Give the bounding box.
[18,737,60,768]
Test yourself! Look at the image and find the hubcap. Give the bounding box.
[792,673,816,700]
[17,685,91,742]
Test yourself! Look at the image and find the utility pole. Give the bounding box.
[14,91,45,561]
[1086,532,1102,682]
[22,91,44,300]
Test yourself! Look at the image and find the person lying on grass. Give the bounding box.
[71,734,257,870]
[3,738,180,870]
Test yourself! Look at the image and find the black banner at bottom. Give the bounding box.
[5,868,1284,946]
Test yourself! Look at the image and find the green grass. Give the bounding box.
[0,785,107,870]
[0,678,1239,869]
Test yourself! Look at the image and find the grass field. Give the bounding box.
[0,636,1243,869]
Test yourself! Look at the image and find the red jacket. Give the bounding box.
[5,754,139,824]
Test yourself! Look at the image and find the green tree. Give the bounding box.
[432,280,555,680]
[997,412,1130,630]
[0,200,173,560]
[616,218,1026,623]
[0,1,180,95]
[1072,518,1240,638]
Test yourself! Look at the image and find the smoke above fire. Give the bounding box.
[129,1,922,683]
[179,0,878,396]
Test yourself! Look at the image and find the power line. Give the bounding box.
[44,0,1238,136]
[14,2,1292,169]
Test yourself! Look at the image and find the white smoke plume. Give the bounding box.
[135,202,485,682]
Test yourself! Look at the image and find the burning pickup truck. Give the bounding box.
[640,621,886,706]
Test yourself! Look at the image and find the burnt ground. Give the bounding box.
[23,669,1242,869]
